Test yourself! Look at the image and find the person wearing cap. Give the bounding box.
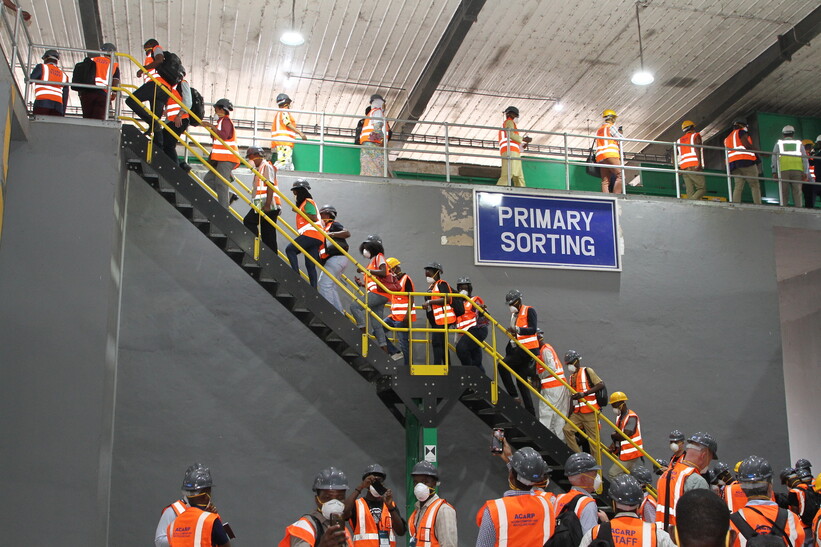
[242,146,280,253]
[408,461,457,547]
[677,121,706,200]
[675,489,731,547]
[555,452,606,535]
[384,258,415,364]
[279,467,353,547]
[669,430,686,466]
[126,39,171,146]
[533,329,568,438]
[497,289,538,415]
[630,466,657,523]
[161,71,192,162]
[79,43,120,120]
[772,125,809,207]
[350,235,396,353]
[729,456,805,547]
[607,391,644,480]
[454,277,489,369]
[200,99,240,207]
[359,93,390,177]
[655,432,715,533]
[724,119,762,204]
[316,204,351,312]
[596,109,624,194]
[155,463,207,547]
[165,465,232,547]
[342,464,406,546]
[285,179,325,288]
[271,93,307,171]
[30,49,68,116]
[562,350,605,463]
[496,106,531,187]
[582,475,676,547]
[421,263,457,365]
[475,446,555,547]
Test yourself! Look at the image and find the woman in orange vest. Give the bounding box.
[496,106,531,187]
[350,234,395,353]
[497,289,538,415]
[30,49,68,116]
[242,146,280,254]
[284,179,325,288]
[421,262,457,365]
[596,109,624,193]
[200,98,239,207]
[454,277,489,369]
[384,257,415,365]
[607,391,644,480]
[316,205,351,313]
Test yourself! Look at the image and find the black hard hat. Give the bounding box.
[291,178,311,190]
[655,458,669,476]
[42,49,59,61]
[370,93,385,103]
[669,430,685,443]
[276,93,291,106]
[737,455,772,482]
[362,463,386,480]
[609,474,644,506]
[313,467,348,491]
[245,146,264,158]
[564,452,600,476]
[795,458,812,471]
[796,468,813,481]
[631,466,653,486]
[214,98,234,111]
[411,461,439,479]
[564,349,581,365]
[511,447,548,485]
[100,43,116,52]
[182,465,213,492]
[456,277,472,285]
[425,262,443,273]
[505,289,522,304]
[504,106,519,117]
[733,118,748,127]
[779,467,797,484]
[687,432,718,458]
[364,234,383,245]
[714,461,730,476]
[319,204,337,217]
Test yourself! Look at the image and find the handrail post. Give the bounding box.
[506,127,512,187]
[444,122,450,183]
[725,151,733,202]
[491,327,498,404]
[104,50,115,122]
[620,140,627,195]
[382,118,388,178]
[673,142,681,199]
[564,132,570,191]
[10,6,21,79]
[252,106,258,146]
[320,112,325,174]
[22,42,31,107]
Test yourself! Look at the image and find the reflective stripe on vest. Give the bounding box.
[171,500,187,515]
[677,131,701,169]
[409,498,447,547]
[515,305,538,349]
[296,199,325,241]
[92,57,118,88]
[33,64,68,103]
[252,160,279,206]
[210,116,239,164]
[572,367,599,413]
[616,409,643,460]
[537,343,565,389]
[732,505,803,547]
[655,464,698,525]
[456,296,484,330]
[724,129,757,162]
[555,492,596,521]
[360,108,389,145]
[352,497,396,547]
[167,507,216,547]
[431,281,456,325]
[486,492,553,547]
[143,48,160,83]
[389,274,417,321]
[777,140,804,172]
[271,110,299,146]
[498,121,521,156]
[593,517,655,547]
[364,253,388,295]
[166,82,189,121]
[596,123,620,161]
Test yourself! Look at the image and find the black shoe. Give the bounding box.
[179,162,192,173]
[229,193,239,205]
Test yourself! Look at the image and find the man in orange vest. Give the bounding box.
[343,464,406,547]
[126,39,171,146]
[160,71,191,162]
[555,452,605,535]
[534,328,569,438]
[166,466,232,547]
[498,289,538,415]
[596,109,624,193]
[200,98,239,207]
[280,467,353,547]
[155,463,209,547]
[408,461,457,547]
[496,106,531,187]
[562,350,605,462]
[79,42,120,120]
[656,432,715,534]
[30,49,68,116]
[384,257,415,365]
[476,447,554,546]
[241,146,280,254]
[607,391,644,480]
[677,121,706,200]
[724,119,762,204]
[669,430,686,466]
[421,262,457,365]
[271,93,307,171]
[359,93,390,177]
[675,489,731,547]
[454,277,489,369]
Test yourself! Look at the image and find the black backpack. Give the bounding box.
[730,506,792,547]
[582,368,608,408]
[799,488,821,526]
[189,87,205,126]
[544,494,585,547]
[71,57,96,92]
[157,51,185,86]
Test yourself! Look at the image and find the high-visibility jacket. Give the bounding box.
[656,462,700,529]
[351,497,396,547]
[360,107,389,145]
[166,81,190,121]
[498,121,521,156]
[475,491,555,547]
[363,253,390,297]
[209,116,239,165]
[271,110,300,147]
[614,409,643,461]
[730,502,805,547]
[456,296,484,330]
[810,164,815,181]
[670,451,685,466]
[570,367,600,414]
[596,123,621,162]
[167,506,219,547]
[251,159,279,208]
[640,495,657,523]
[677,131,702,169]
[536,343,565,390]
[555,491,597,521]
[143,45,161,82]
[514,305,538,349]
[33,63,68,103]
[409,497,452,547]
[725,129,758,163]
[775,139,805,173]
[389,274,416,322]
[724,482,749,513]
[812,509,821,547]
[430,280,456,326]
[279,515,354,547]
[591,514,657,547]
[92,56,118,88]
[295,198,325,242]
[788,483,815,524]
[163,499,188,517]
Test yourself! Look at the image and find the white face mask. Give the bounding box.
[509,305,518,313]
[321,499,345,520]
[670,443,680,452]
[372,99,384,109]
[362,249,371,259]
[592,474,602,491]
[612,407,621,416]
[369,485,382,498]
[426,276,436,284]
[513,117,519,123]
[413,482,432,502]
[460,289,469,296]
[567,364,577,374]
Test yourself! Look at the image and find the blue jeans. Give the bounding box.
[350,291,390,348]
[385,317,409,365]
[317,255,347,312]
[456,325,488,368]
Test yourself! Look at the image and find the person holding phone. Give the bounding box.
[343,464,406,547]
[164,466,232,547]
[279,467,353,547]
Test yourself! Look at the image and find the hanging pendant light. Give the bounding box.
[280,0,305,46]
[630,2,654,86]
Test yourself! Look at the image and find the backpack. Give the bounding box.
[799,488,821,526]
[189,87,205,126]
[157,51,185,86]
[730,506,792,547]
[582,368,608,408]
[71,57,96,92]
[586,146,601,178]
[544,494,585,547]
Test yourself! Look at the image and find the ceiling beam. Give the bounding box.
[641,4,821,155]
[76,0,102,50]
[393,0,486,135]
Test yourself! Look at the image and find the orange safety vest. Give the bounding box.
[592,515,657,546]
[724,482,749,513]
[476,491,555,547]
[730,503,805,547]
[810,164,815,181]
[363,253,389,297]
[167,506,218,547]
[555,491,597,521]
[656,462,699,529]
[789,484,809,520]
[166,81,189,121]
[295,198,325,242]
[670,451,685,466]
[163,499,188,517]
[251,159,279,207]
[571,367,600,413]
[389,274,416,322]
[143,46,161,82]
[430,280,456,326]
[279,515,354,547]
[640,495,657,523]
[724,129,758,163]
[409,498,452,547]
[615,409,643,461]
[33,64,68,103]
[514,305,538,349]
[812,510,821,547]
[360,107,390,145]
[271,110,300,147]
[351,497,396,547]
[498,120,521,156]
[456,296,484,330]
[595,123,621,162]
[92,56,118,88]
[209,116,239,166]
[677,131,702,169]
[536,343,565,390]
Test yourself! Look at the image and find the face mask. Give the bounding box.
[460,290,469,296]
[362,249,371,259]
[612,407,621,416]
[567,364,577,374]
[372,99,384,109]
[513,117,519,122]
[413,482,432,502]
[426,276,435,284]
[509,305,518,313]
[369,485,382,498]
[320,499,345,520]
[670,443,680,452]
[592,474,602,491]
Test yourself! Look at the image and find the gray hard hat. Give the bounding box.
[631,466,653,486]
[370,93,385,103]
[42,49,60,61]
[425,262,443,273]
[505,289,523,304]
[214,98,234,111]
[687,432,718,458]
[782,125,795,134]
[245,146,264,158]
[181,465,213,492]
[733,118,748,127]
[796,468,813,481]
[609,474,644,506]
[456,277,471,285]
[362,463,386,480]
[795,458,812,471]
[655,458,669,476]
[504,106,520,117]
[100,43,116,52]
[564,452,600,476]
[779,467,797,484]
[669,430,685,443]
[313,467,348,491]
[291,178,311,190]
[713,461,730,476]
[564,350,581,365]
[411,461,439,479]
[364,234,383,245]
[737,455,772,482]
[276,93,291,106]
[510,446,548,485]
[319,204,337,217]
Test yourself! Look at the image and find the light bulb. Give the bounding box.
[553,102,564,111]
[280,31,304,46]
[631,70,654,86]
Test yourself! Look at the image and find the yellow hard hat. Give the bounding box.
[602,109,618,119]
[386,257,400,269]
[803,139,814,146]
[734,461,743,473]
[609,391,628,404]
[681,120,696,131]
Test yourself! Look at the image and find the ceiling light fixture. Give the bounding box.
[280,0,304,46]
[553,102,564,112]
[630,2,654,86]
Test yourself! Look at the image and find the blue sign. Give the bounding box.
[474,191,621,271]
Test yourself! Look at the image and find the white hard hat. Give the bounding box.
[816,135,821,142]
[782,125,795,134]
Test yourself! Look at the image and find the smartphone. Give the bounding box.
[222,523,236,539]
[371,480,387,496]
[491,428,504,453]
[330,513,344,527]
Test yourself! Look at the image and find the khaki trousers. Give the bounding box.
[778,170,803,207]
[682,168,706,200]
[563,410,601,462]
[497,152,526,187]
[599,157,623,193]
[731,164,761,204]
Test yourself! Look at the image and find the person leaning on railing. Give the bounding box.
[30,49,68,117]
